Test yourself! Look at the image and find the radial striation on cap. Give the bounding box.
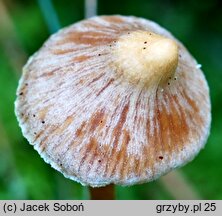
[15,15,211,187]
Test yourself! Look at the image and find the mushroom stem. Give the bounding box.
[89,184,115,200]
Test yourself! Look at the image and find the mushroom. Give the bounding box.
[15,15,211,199]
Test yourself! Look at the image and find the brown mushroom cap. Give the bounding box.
[15,15,211,187]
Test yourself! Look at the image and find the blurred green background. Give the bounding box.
[0,0,221,200]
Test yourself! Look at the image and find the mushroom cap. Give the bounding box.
[15,15,211,187]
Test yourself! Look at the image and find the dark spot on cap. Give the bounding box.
[19,92,23,96]
[34,132,37,135]
[100,120,103,123]
[179,54,181,57]
[149,33,152,35]
[174,77,177,80]
[42,121,45,124]
[98,54,101,56]
[159,156,163,160]
[127,32,130,34]
[143,47,146,50]
[25,83,28,86]
[144,41,147,44]
[168,83,170,85]
[33,114,36,117]
[98,160,101,163]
